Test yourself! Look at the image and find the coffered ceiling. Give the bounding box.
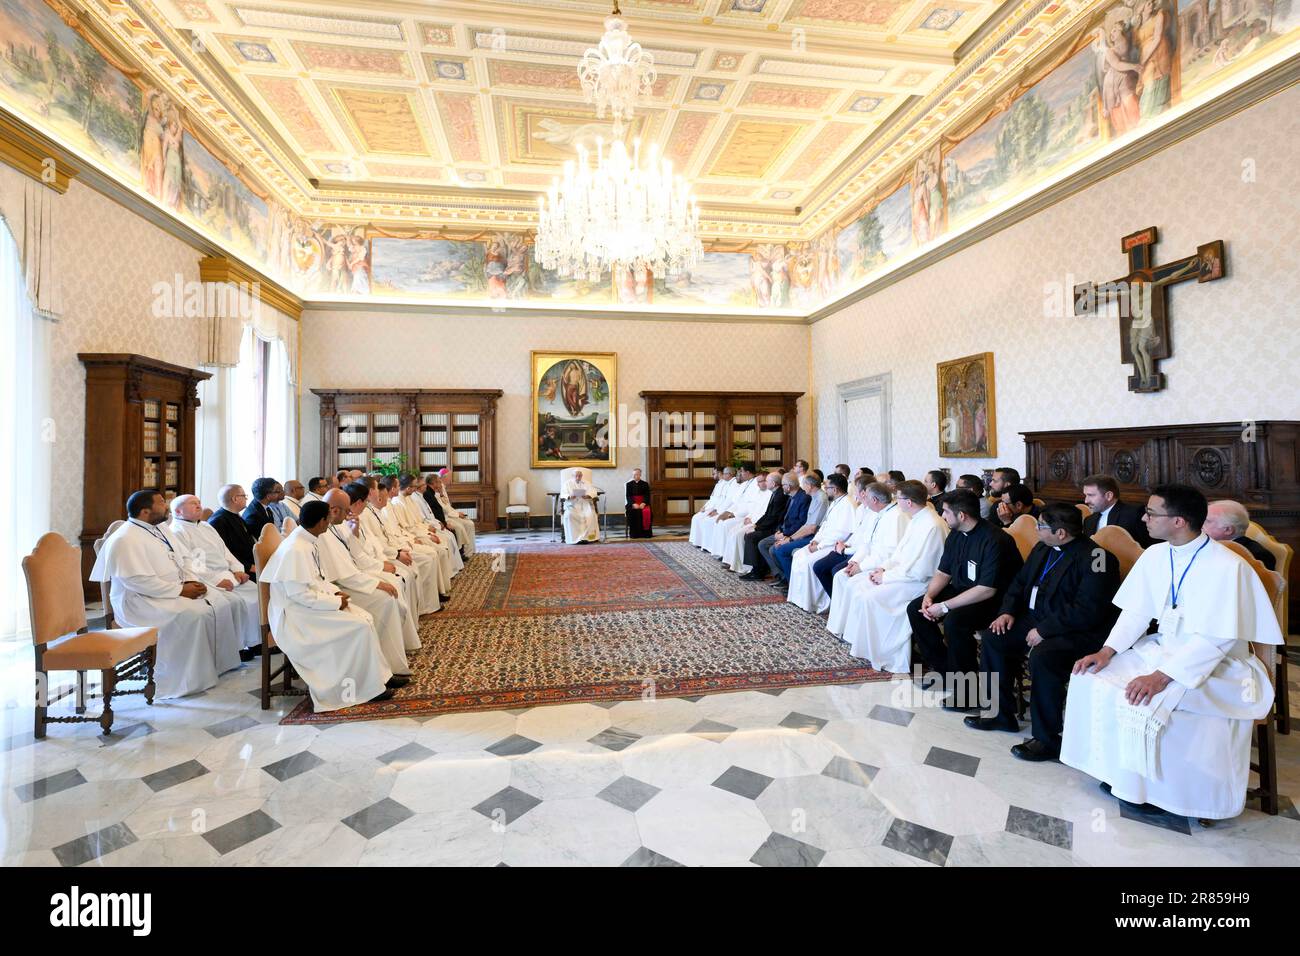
[87,0,1058,236]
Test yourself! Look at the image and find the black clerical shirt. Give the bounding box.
[937,520,1022,596]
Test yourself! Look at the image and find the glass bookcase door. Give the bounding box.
[336,413,371,471]
[419,412,450,473]
[731,414,757,469]
[371,412,401,467]
[758,413,785,469]
[451,413,480,485]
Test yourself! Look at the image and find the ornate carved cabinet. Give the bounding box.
[1023,421,1299,621]
[311,388,502,531]
[639,390,803,525]
[77,354,211,597]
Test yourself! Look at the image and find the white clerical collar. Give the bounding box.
[1169,533,1209,553]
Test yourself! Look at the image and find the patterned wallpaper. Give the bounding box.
[0,166,207,543]
[811,84,1300,485]
[299,311,812,516]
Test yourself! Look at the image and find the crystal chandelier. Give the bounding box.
[536,137,701,281]
[535,4,702,281]
[577,3,655,129]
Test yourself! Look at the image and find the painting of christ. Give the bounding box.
[936,352,996,458]
[531,351,618,468]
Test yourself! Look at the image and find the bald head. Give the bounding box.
[324,488,352,525]
[218,484,245,509]
[171,494,202,521]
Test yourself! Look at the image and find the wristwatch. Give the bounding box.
[937,602,950,616]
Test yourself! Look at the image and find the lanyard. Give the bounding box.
[1169,536,1210,609]
[867,504,895,547]
[1036,548,1065,585]
[131,519,173,552]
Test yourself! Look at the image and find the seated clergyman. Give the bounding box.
[689,467,733,549]
[168,493,260,652]
[785,473,854,611]
[703,465,761,557]
[1204,499,1276,570]
[721,470,780,572]
[261,500,399,711]
[562,467,601,544]
[1060,484,1282,819]
[967,504,1121,761]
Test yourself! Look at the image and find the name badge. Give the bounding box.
[967,560,978,580]
[1158,607,1182,637]
[1029,585,1039,610]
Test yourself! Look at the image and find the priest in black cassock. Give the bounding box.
[625,468,653,538]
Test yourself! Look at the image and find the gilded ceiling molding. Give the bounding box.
[0,111,80,193]
[199,256,303,320]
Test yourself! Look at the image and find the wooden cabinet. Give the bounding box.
[77,354,211,597]
[640,390,803,525]
[1023,420,1300,622]
[312,388,502,531]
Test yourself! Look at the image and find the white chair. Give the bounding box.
[504,476,530,533]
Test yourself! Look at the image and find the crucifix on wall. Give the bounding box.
[1073,226,1226,393]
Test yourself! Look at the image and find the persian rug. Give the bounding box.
[282,542,891,724]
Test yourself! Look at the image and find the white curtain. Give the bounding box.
[0,215,54,641]
[262,335,297,485]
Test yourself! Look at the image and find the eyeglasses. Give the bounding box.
[1035,522,1053,531]
[1143,509,1173,518]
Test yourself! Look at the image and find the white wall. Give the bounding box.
[0,167,205,542]
[299,310,812,518]
[810,84,1300,482]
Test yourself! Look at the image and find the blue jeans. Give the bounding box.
[770,539,808,582]
[813,550,851,597]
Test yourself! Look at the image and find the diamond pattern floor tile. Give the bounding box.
[472,786,542,826]
[341,798,415,840]
[712,765,774,800]
[750,832,825,867]
[597,775,661,812]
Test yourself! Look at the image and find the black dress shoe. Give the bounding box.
[386,675,411,689]
[941,701,981,714]
[964,714,1019,732]
[368,689,395,703]
[1011,738,1059,762]
[738,571,765,581]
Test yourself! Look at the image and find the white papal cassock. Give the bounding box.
[786,494,855,613]
[381,501,455,594]
[331,520,423,641]
[562,474,600,544]
[360,504,441,614]
[90,519,241,698]
[834,505,948,672]
[262,526,392,712]
[824,503,908,629]
[720,485,774,572]
[704,476,761,555]
[435,489,477,557]
[1060,535,1281,819]
[689,478,733,548]
[168,517,260,650]
[318,524,415,676]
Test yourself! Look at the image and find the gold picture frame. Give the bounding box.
[531,351,618,468]
[937,352,996,458]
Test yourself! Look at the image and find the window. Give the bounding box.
[0,216,53,641]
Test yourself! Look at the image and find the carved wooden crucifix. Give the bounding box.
[1074,226,1226,393]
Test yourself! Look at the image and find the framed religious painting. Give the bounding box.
[936,352,996,458]
[531,351,618,468]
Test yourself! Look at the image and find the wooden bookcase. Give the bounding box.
[639,390,803,525]
[77,354,211,596]
[312,388,502,531]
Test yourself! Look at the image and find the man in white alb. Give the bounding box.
[689,467,734,549]
[388,475,463,580]
[340,481,426,616]
[704,465,761,556]
[168,493,260,651]
[1061,483,1282,819]
[720,470,778,571]
[562,467,601,544]
[430,471,477,557]
[261,501,397,712]
[786,473,854,612]
[90,491,241,698]
[821,480,909,623]
[355,477,443,613]
[316,491,415,681]
[832,480,949,673]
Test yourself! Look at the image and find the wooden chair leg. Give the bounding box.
[1276,653,1290,735]
[1256,719,1279,816]
[260,644,271,710]
[143,646,157,705]
[75,670,87,714]
[34,669,47,740]
[99,668,117,736]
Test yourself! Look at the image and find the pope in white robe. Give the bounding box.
[1061,531,1281,819]
[689,471,734,549]
[786,491,855,612]
[167,503,261,651]
[720,473,777,572]
[562,469,601,544]
[431,476,477,557]
[704,471,761,556]
[261,524,393,713]
[834,500,948,672]
[90,508,241,699]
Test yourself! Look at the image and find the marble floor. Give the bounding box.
[3,530,1298,867]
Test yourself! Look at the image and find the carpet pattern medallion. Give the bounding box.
[282,542,890,724]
